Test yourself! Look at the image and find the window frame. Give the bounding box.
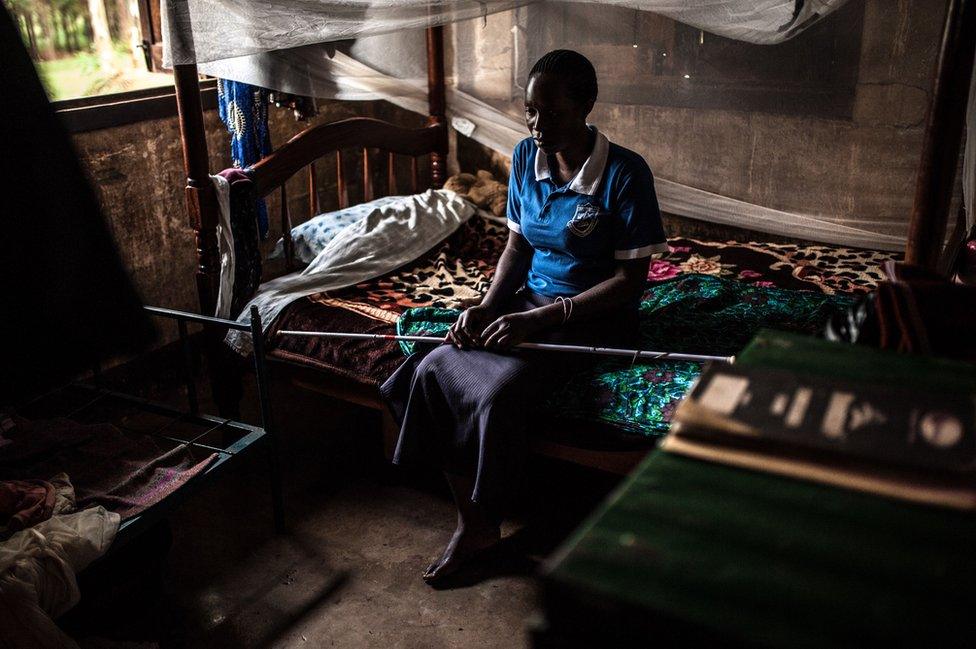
[137,0,165,71]
[46,0,210,134]
[54,79,217,134]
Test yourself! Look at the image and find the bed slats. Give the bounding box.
[307,162,319,220]
[280,184,294,271]
[283,149,421,256]
[263,120,442,270]
[362,147,373,203]
[388,152,397,196]
[336,150,348,210]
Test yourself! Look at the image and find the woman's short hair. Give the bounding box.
[529,49,598,106]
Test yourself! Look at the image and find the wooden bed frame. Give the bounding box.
[169,6,975,474]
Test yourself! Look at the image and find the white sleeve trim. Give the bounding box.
[507,219,522,234]
[614,241,669,259]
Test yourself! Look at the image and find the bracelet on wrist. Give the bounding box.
[553,296,574,325]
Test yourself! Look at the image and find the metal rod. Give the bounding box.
[66,392,108,419]
[278,330,732,364]
[175,419,232,449]
[72,382,263,437]
[156,435,237,456]
[143,306,250,331]
[118,415,229,453]
[251,306,286,533]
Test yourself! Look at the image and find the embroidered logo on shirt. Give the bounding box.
[567,201,603,237]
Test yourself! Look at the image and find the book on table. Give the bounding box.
[661,331,976,509]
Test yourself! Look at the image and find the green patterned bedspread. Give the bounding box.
[396,274,854,438]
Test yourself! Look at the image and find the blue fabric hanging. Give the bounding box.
[217,79,271,238]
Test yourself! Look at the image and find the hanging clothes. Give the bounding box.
[217,78,272,238]
[214,168,265,318]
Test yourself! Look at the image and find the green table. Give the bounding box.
[539,450,976,648]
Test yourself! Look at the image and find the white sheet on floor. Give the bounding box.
[226,188,475,354]
[0,506,120,649]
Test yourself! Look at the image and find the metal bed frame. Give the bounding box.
[16,305,285,553]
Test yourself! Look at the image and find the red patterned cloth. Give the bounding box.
[0,479,55,533]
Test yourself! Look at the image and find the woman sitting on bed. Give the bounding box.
[382,49,667,582]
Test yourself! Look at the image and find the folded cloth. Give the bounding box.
[48,473,75,517]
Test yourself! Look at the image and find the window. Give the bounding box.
[3,0,171,102]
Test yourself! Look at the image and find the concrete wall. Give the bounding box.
[452,0,947,244]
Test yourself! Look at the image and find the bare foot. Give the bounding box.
[423,522,500,583]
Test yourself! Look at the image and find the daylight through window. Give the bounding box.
[3,0,170,101]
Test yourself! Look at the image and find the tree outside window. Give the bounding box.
[3,0,171,101]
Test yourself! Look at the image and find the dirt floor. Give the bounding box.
[59,348,623,648]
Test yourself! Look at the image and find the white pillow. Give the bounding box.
[269,194,405,263]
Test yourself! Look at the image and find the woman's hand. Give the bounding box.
[480,311,544,350]
[448,304,497,348]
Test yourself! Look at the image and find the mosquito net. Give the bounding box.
[162,1,850,65]
[163,0,972,251]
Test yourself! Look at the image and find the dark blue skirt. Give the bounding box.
[380,290,636,513]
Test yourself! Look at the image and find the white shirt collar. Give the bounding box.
[534,125,610,196]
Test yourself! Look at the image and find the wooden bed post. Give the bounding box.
[174,63,220,315]
[905,0,976,270]
[426,25,448,188]
[174,64,243,417]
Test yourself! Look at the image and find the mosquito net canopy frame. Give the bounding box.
[164,0,976,275]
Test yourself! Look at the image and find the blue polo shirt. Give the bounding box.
[506,126,667,298]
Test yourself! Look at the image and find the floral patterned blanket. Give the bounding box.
[650,240,891,295]
[395,274,855,439]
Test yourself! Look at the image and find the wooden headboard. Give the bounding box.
[249,116,448,271]
[173,26,447,318]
